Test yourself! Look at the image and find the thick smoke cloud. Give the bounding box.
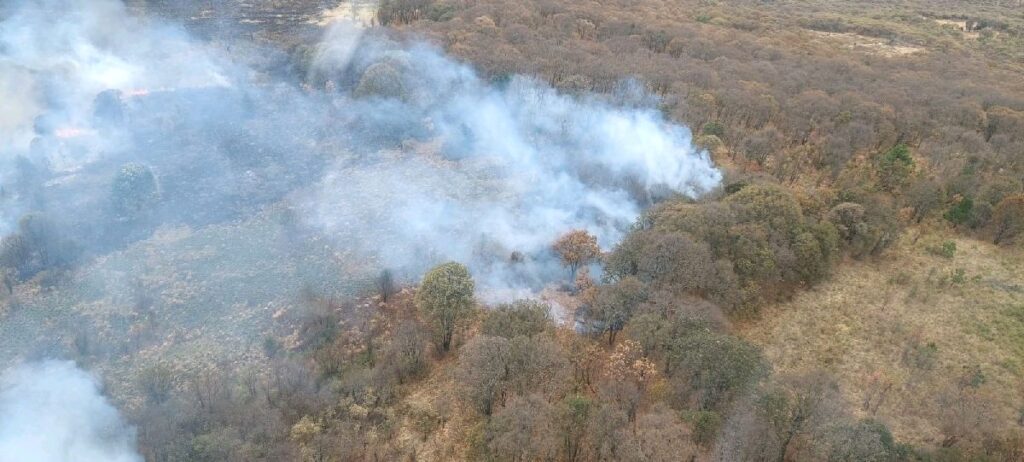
[0,0,719,296]
[0,0,232,168]
[0,361,142,462]
[0,0,240,238]
[300,31,721,293]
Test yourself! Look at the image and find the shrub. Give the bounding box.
[111,163,159,220]
[926,240,957,259]
[686,410,722,446]
[0,214,79,280]
[353,62,407,99]
[482,300,553,339]
[944,196,974,226]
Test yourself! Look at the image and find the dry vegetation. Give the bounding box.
[1,0,1023,460]
[743,228,1024,447]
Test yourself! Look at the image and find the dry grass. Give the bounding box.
[740,226,1024,446]
[807,30,925,57]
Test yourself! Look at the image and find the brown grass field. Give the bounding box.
[741,226,1024,446]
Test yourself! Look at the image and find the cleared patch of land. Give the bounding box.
[808,30,924,57]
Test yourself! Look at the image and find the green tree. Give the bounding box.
[416,261,475,352]
[560,395,594,462]
[111,163,159,220]
[586,277,649,344]
[828,200,899,258]
[671,330,767,411]
[354,61,407,99]
[876,144,914,192]
[724,183,804,237]
[702,121,725,138]
[825,419,905,462]
[944,196,974,226]
[138,362,175,405]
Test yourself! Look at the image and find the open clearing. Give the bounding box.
[742,228,1024,445]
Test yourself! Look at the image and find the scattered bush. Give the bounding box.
[926,240,957,259]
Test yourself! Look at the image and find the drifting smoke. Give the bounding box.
[301,42,721,292]
[299,28,721,293]
[0,1,720,452]
[0,0,719,295]
[0,361,142,462]
[0,0,241,237]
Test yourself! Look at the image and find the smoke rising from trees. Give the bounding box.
[300,24,722,293]
[0,0,720,296]
[0,361,142,462]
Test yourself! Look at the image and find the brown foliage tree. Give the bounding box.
[553,229,601,279]
[991,194,1024,245]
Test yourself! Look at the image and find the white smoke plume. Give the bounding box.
[0,0,720,295]
[0,0,231,161]
[0,0,237,236]
[0,361,141,462]
[300,33,721,293]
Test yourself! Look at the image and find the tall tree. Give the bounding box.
[416,261,475,352]
[553,230,601,279]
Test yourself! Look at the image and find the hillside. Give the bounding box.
[1,0,1023,460]
[742,229,1024,448]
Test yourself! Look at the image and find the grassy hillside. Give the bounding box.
[742,228,1024,447]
